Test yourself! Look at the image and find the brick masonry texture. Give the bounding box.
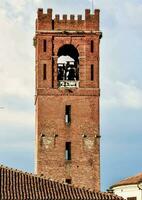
[36,8,100,31]
[35,8,102,191]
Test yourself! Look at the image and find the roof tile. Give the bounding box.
[111,173,142,188]
[0,165,124,200]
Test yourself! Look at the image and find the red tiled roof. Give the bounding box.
[0,165,124,200]
[111,173,142,188]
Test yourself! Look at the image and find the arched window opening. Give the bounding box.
[57,44,79,88]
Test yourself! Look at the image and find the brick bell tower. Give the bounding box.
[34,8,102,191]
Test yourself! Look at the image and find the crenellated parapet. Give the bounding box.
[36,8,100,31]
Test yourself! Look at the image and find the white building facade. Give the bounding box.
[110,173,142,200]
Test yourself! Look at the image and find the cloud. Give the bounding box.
[0,5,34,99]
[102,80,142,109]
[6,0,27,13]
[0,108,34,126]
[117,1,142,29]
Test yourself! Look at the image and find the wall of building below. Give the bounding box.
[35,94,100,191]
[112,184,142,200]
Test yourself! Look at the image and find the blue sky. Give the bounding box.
[0,0,142,191]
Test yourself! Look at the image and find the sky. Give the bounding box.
[0,0,142,191]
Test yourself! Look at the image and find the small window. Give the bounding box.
[65,142,71,160]
[43,39,47,52]
[127,198,137,200]
[66,179,72,184]
[91,64,94,81]
[91,40,94,52]
[65,105,71,124]
[43,64,47,80]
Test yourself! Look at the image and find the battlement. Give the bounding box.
[36,8,100,31]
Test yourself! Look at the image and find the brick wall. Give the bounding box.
[36,8,100,31]
[35,8,102,191]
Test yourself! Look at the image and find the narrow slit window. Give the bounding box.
[127,198,137,200]
[43,39,47,52]
[91,64,94,81]
[43,64,47,80]
[66,179,72,184]
[65,105,71,124]
[65,142,71,160]
[91,40,94,52]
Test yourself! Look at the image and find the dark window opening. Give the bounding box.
[127,198,137,200]
[43,39,47,52]
[65,105,71,124]
[91,40,94,52]
[52,58,54,88]
[91,64,94,81]
[66,179,72,184]
[43,64,47,80]
[52,19,54,30]
[65,142,71,160]
[57,44,79,81]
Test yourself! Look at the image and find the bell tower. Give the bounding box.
[34,8,102,191]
